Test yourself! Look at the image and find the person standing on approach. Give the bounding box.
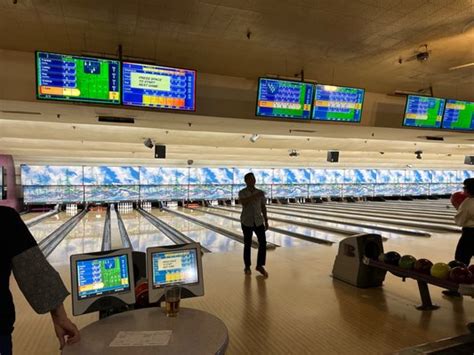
[454,178,474,265]
[238,173,269,277]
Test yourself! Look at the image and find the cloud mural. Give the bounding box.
[21,165,83,186]
[84,166,139,185]
[140,167,189,185]
[189,168,234,185]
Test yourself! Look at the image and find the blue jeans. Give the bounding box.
[0,334,12,355]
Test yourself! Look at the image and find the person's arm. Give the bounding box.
[239,190,264,206]
[454,200,470,226]
[261,197,269,230]
[5,208,80,348]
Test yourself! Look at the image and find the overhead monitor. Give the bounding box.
[441,99,474,131]
[403,95,445,128]
[36,51,120,104]
[256,78,314,119]
[147,243,204,304]
[70,249,135,316]
[122,62,196,111]
[312,85,365,122]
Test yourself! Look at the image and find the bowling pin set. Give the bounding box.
[118,202,134,212]
[65,204,78,214]
[139,201,152,211]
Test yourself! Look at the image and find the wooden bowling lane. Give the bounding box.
[20,212,45,221]
[150,208,243,253]
[182,207,316,248]
[325,201,457,216]
[199,206,338,244]
[302,202,456,221]
[118,209,174,252]
[279,204,456,225]
[268,205,460,233]
[359,200,457,213]
[214,206,412,239]
[46,211,105,267]
[27,212,74,243]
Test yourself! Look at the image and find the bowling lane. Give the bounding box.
[180,207,314,247]
[199,206,339,243]
[118,210,174,252]
[325,201,457,215]
[267,205,459,232]
[21,212,46,221]
[47,211,105,267]
[306,202,456,219]
[215,206,406,239]
[280,204,456,225]
[27,212,73,243]
[150,208,243,253]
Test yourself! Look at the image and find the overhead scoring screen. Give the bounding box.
[403,95,445,128]
[256,78,314,119]
[312,85,365,122]
[151,249,199,288]
[36,51,120,104]
[122,62,196,111]
[77,255,130,299]
[442,99,474,131]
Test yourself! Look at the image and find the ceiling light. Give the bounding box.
[144,138,154,149]
[249,134,260,143]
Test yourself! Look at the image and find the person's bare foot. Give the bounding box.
[256,266,268,278]
[244,268,252,275]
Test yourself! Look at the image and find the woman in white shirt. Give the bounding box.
[454,178,474,265]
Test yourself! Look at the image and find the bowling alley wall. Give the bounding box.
[20,165,474,204]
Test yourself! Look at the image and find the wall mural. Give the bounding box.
[21,165,473,203]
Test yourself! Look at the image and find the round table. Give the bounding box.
[63,308,229,355]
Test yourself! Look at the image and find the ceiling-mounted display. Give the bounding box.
[36,51,120,104]
[441,99,474,131]
[122,62,196,111]
[403,95,445,128]
[256,78,314,119]
[312,85,365,122]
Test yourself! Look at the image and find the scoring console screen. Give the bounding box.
[122,62,196,111]
[403,95,445,128]
[442,99,474,131]
[77,255,130,299]
[312,85,365,122]
[152,249,199,288]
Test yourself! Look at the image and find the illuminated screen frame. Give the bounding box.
[255,77,315,119]
[402,95,445,129]
[441,98,474,132]
[70,248,135,316]
[312,84,365,123]
[151,248,199,289]
[121,61,196,111]
[35,51,121,105]
[147,243,204,303]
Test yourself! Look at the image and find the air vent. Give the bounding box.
[98,116,135,124]
[417,136,444,141]
[1,110,41,115]
[289,129,317,133]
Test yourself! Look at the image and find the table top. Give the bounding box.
[63,307,229,355]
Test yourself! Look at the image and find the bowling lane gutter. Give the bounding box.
[193,207,334,245]
[162,207,278,250]
[279,204,456,225]
[39,208,89,258]
[215,206,430,238]
[101,206,112,251]
[137,208,211,253]
[114,205,133,249]
[268,205,460,233]
[299,203,455,222]
[210,206,392,240]
[25,207,60,228]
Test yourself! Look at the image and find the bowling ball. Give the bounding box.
[431,263,451,279]
[135,280,149,308]
[414,258,433,274]
[399,255,417,269]
[384,251,401,266]
[448,260,466,269]
[451,191,468,210]
[468,265,474,274]
[449,267,472,284]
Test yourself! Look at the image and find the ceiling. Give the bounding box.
[0,0,473,99]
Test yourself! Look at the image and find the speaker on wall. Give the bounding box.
[155,145,166,159]
[327,151,339,163]
[465,156,474,165]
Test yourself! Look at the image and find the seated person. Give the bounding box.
[0,206,80,355]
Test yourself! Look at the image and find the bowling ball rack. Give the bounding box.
[363,257,460,311]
